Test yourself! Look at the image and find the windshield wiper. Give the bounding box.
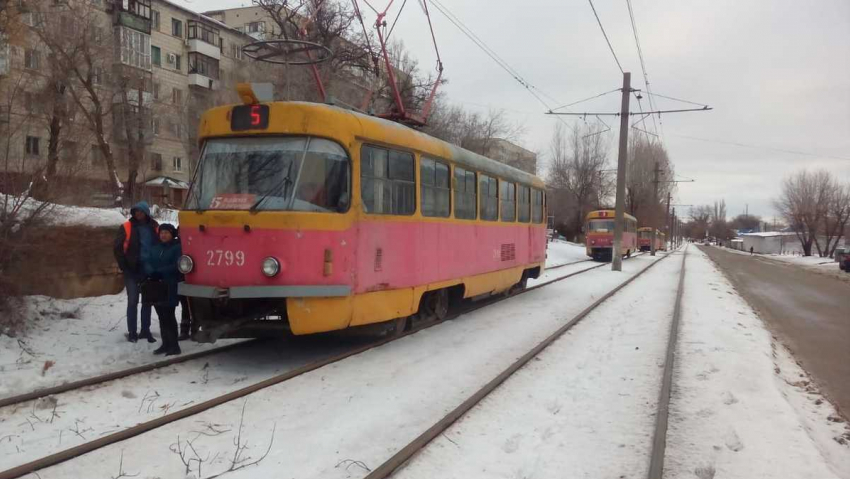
[250,160,294,212]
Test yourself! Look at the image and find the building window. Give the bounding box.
[171,120,182,138]
[151,10,160,31]
[500,180,515,222]
[229,42,243,60]
[0,105,8,124]
[25,136,40,156]
[172,88,182,105]
[532,189,544,223]
[517,185,531,223]
[90,27,103,44]
[420,157,450,217]
[453,166,477,220]
[92,67,103,85]
[24,49,40,70]
[90,146,102,165]
[188,52,220,79]
[246,21,265,34]
[174,54,182,71]
[119,27,151,71]
[152,117,159,135]
[360,145,415,215]
[61,141,77,162]
[124,0,150,19]
[479,174,498,221]
[172,18,183,37]
[151,46,161,66]
[187,20,220,46]
[151,152,162,171]
[172,156,182,172]
[152,82,159,100]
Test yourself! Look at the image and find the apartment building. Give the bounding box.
[0,0,277,206]
[467,138,538,175]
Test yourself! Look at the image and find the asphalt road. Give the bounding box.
[699,245,850,413]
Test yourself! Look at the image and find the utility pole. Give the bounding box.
[671,207,676,249]
[612,72,631,272]
[650,161,660,256]
[665,192,671,250]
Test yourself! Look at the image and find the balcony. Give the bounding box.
[188,73,218,91]
[187,39,220,60]
[188,21,221,60]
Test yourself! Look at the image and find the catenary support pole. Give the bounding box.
[612,72,631,272]
[665,192,671,249]
[651,161,659,256]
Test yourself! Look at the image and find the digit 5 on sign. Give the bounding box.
[206,250,246,266]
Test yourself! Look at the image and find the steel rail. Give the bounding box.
[364,252,671,479]
[0,340,256,409]
[0,253,645,479]
[647,246,688,479]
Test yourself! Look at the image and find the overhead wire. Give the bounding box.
[668,134,850,161]
[428,0,572,126]
[587,0,624,74]
[550,88,621,111]
[625,0,660,140]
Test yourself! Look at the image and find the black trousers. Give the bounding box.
[154,304,179,350]
[179,296,191,333]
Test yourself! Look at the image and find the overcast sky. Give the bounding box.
[184,0,850,221]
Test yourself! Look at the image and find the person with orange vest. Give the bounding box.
[113,201,159,343]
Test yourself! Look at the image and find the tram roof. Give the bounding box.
[586,210,637,222]
[198,101,544,188]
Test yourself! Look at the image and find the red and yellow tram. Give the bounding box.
[177,87,548,342]
[585,210,638,261]
[637,227,666,252]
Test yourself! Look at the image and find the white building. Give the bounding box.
[741,232,805,255]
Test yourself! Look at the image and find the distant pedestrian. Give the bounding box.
[750,246,754,256]
[145,224,182,356]
[114,202,159,343]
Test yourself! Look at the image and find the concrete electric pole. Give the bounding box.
[612,72,631,272]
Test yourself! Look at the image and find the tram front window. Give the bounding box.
[187,137,350,212]
[588,220,615,232]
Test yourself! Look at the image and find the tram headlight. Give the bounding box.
[262,257,280,277]
[178,255,194,274]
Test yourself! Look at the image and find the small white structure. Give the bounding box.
[741,232,804,255]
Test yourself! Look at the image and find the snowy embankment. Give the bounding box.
[665,247,850,478]
[28,256,664,479]
[716,245,848,283]
[545,239,588,267]
[0,297,240,399]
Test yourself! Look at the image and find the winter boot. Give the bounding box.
[165,345,182,356]
[178,327,190,341]
[139,330,157,343]
[153,344,168,355]
[127,331,138,343]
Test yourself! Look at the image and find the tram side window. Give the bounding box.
[421,157,450,217]
[500,181,516,222]
[517,185,530,223]
[532,189,544,223]
[361,145,415,215]
[479,174,498,221]
[454,166,476,219]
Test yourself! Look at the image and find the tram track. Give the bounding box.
[0,252,651,479]
[363,247,685,479]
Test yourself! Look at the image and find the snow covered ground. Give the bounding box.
[0,296,241,400]
[665,247,850,479]
[545,239,588,266]
[712,245,849,283]
[22,256,664,478]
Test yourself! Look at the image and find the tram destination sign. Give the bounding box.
[231,104,270,131]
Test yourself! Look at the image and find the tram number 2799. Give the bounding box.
[206,250,246,266]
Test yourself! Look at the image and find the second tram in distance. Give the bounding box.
[585,210,638,261]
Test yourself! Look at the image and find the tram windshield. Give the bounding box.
[638,230,652,239]
[186,136,350,212]
[587,220,616,232]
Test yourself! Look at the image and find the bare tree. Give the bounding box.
[31,1,123,202]
[625,136,673,228]
[547,121,611,240]
[819,181,850,257]
[773,169,833,256]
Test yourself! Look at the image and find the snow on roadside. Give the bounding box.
[0,294,240,399]
[664,247,849,478]
[710,245,849,283]
[392,246,683,479]
[545,239,588,267]
[1,194,126,228]
[30,256,663,479]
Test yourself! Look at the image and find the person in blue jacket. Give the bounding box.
[145,223,182,356]
[113,201,159,343]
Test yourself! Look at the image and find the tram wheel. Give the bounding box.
[421,289,449,321]
[389,315,410,337]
